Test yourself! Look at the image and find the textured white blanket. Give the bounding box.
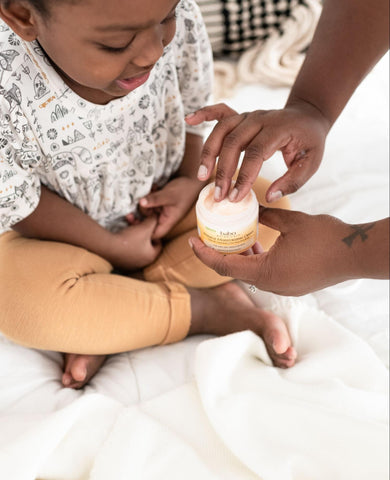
[0,294,388,480]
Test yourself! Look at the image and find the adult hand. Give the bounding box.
[185,101,330,203]
[188,207,361,296]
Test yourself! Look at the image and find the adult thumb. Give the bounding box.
[266,150,322,200]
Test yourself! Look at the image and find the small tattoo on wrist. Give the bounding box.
[342,222,376,247]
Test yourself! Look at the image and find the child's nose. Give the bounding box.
[132,26,165,68]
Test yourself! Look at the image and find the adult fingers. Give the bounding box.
[229,126,290,202]
[211,113,266,201]
[188,236,263,284]
[265,149,323,202]
[197,113,245,184]
[240,241,264,256]
[185,103,238,125]
[251,241,264,254]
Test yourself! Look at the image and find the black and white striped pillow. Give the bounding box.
[197,0,306,57]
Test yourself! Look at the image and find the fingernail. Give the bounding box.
[62,376,71,386]
[229,188,238,201]
[79,367,87,380]
[185,112,196,119]
[197,165,208,179]
[139,198,147,206]
[214,186,222,201]
[188,238,194,249]
[268,190,283,202]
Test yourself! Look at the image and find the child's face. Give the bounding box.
[31,0,179,103]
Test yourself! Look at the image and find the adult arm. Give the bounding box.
[186,0,390,202]
[189,208,390,296]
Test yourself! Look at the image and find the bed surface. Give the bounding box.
[0,54,388,479]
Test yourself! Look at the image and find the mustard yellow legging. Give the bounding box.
[0,177,289,355]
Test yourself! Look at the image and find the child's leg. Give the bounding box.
[0,231,190,355]
[0,181,295,388]
[0,230,294,368]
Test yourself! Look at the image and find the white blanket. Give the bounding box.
[0,294,388,480]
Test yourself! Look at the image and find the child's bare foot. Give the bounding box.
[62,353,107,389]
[189,282,296,368]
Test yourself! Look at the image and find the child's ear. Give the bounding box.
[0,1,39,41]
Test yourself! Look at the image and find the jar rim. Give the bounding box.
[196,182,259,224]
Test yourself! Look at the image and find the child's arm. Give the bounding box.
[139,132,206,239]
[189,210,390,296]
[13,185,161,270]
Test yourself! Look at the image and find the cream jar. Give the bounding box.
[196,182,259,254]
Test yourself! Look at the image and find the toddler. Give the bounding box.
[0,0,295,388]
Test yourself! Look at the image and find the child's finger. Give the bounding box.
[140,189,170,209]
[150,238,162,257]
[142,214,159,232]
[125,213,141,225]
[152,211,175,239]
[138,204,157,218]
[185,103,237,125]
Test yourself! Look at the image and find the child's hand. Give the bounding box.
[110,215,162,270]
[139,177,202,239]
[185,101,330,203]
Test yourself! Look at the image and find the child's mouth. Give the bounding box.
[116,71,151,92]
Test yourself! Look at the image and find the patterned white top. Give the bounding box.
[0,0,212,234]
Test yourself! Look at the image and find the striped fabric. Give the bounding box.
[196,0,225,53]
[197,0,307,57]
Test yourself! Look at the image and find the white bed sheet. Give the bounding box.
[0,54,388,479]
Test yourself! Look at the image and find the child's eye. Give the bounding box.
[99,44,129,54]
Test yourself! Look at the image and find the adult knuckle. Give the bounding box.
[201,144,215,159]
[223,131,242,149]
[215,168,228,182]
[214,257,231,277]
[236,170,253,186]
[244,144,264,162]
[288,179,302,193]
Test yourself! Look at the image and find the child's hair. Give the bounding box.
[2,0,76,18]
